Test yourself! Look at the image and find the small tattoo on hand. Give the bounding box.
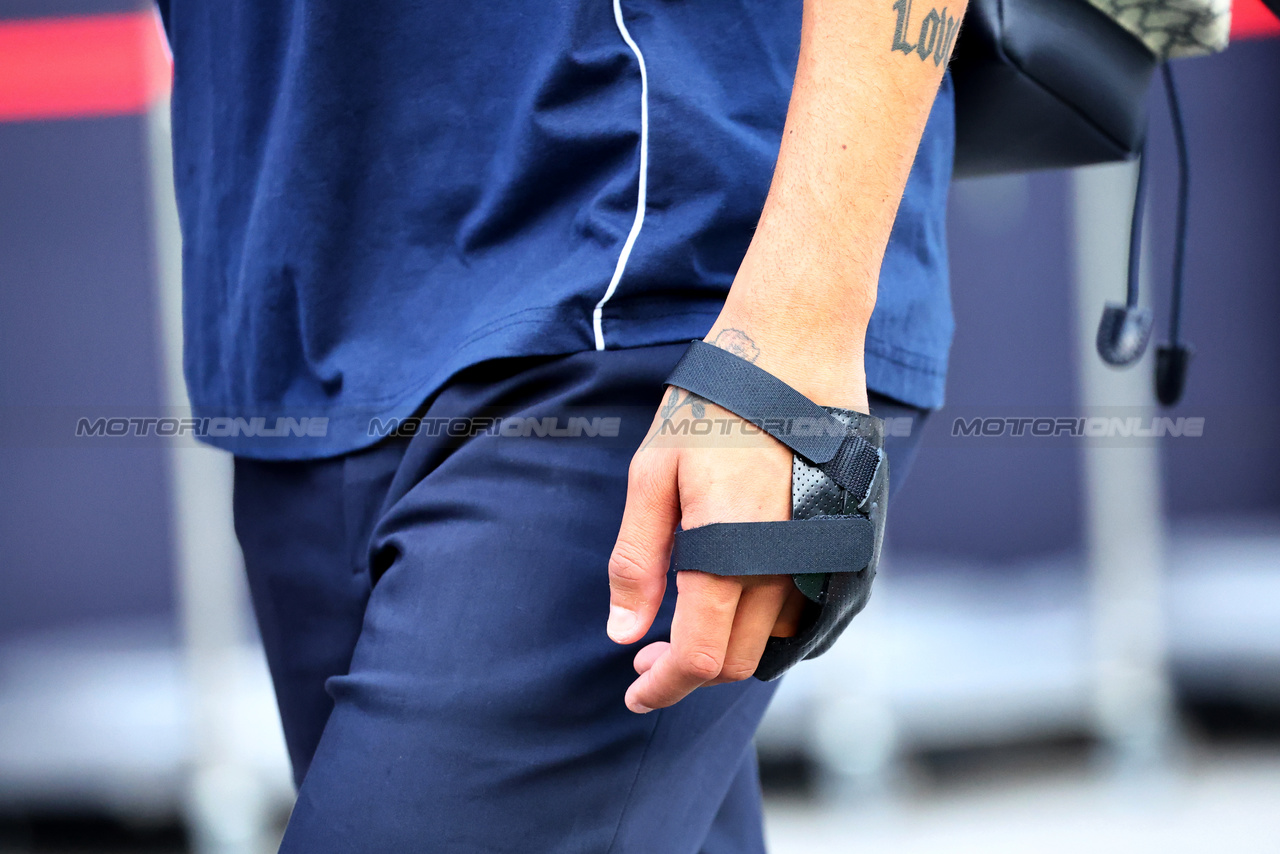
[642,330,759,450]
[712,329,761,364]
[661,389,685,419]
[643,387,709,450]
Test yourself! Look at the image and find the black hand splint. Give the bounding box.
[665,340,889,682]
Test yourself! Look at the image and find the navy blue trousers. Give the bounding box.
[233,344,927,853]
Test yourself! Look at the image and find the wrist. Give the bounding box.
[707,235,877,410]
[703,311,868,411]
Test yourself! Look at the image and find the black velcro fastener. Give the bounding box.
[665,340,847,465]
[671,515,876,577]
[821,434,881,506]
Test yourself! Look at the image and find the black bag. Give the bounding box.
[950,0,1159,177]
[949,0,1206,402]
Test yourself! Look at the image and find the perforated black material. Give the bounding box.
[750,406,888,680]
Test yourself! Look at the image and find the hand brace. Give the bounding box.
[664,341,889,682]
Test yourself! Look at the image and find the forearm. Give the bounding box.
[710,0,964,405]
[610,0,966,708]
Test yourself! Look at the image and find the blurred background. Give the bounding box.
[1,1,1278,852]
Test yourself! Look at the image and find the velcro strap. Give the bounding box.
[670,515,876,577]
[665,340,881,500]
[824,433,881,505]
[666,341,847,463]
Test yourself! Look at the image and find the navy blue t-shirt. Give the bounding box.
[157,0,954,459]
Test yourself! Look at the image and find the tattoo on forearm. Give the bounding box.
[891,0,960,67]
[640,329,761,451]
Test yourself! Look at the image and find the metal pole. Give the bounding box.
[1070,162,1176,771]
[145,99,274,854]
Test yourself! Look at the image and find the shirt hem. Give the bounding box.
[198,310,948,460]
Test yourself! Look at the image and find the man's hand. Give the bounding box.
[605,0,963,712]
[607,327,869,714]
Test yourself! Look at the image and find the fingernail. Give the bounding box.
[607,605,637,642]
[625,690,653,714]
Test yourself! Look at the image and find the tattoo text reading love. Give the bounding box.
[891,0,960,66]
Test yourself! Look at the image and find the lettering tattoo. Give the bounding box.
[891,0,960,67]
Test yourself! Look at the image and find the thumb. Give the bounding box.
[607,449,680,644]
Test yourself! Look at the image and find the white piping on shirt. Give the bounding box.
[593,0,650,351]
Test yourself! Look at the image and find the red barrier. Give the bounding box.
[0,12,171,122]
[1233,0,1280,38]
[0,3,1273,125]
